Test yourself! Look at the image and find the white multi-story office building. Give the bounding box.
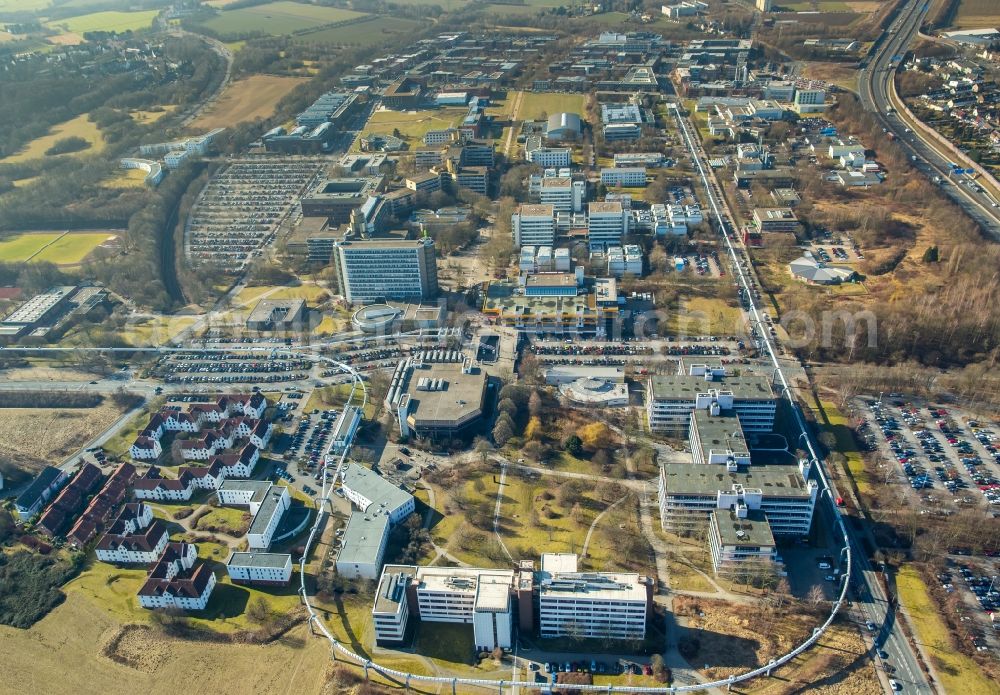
[793,87,826,113]
[526,142,572,168]
[600,167,647,188]
[373,565,516,649]
[658,458,818,537]
[606,244,643,277]
[331,405,363,454]
[512,204,556,247]
[708,508,782,577]
[537,554,650,640]
[689,408,752,467]
[332,237,438,304]
[534,176,586,213]
[646,364,776,433]
[587,201,629,250]
[337,463,416,579]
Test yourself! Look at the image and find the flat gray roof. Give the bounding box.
[228,552,292,569]
[374,564,417,614]
[403,362,487,428]
[660,463,812,498]
[692,412,748,455]
[248,486,287,537]
[338,510,391,566]
[649,375,774,401]
[342,462,413,514]
[219,479,272,504]
[711,509,775,547]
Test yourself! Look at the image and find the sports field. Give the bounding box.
[47,10,159,34]
[2,113,104,164]
[190,74,307,130]
[196,1,367,37]
[0,233,63,262]
[0,231,115,265]
[293,15,426,47]
[951,0,1000,28]
[516,91,587,120]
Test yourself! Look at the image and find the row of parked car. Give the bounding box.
[540,661,650,676]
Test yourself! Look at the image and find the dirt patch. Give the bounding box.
[0,402,125,472]
[101,624,170,672]
[191,75,308,130]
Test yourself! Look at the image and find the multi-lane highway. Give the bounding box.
[858,0,1000,238]
[670,100,935,694]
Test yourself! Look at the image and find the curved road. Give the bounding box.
[858,0,1000,238]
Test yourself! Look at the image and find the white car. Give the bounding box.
[889,679,902,691]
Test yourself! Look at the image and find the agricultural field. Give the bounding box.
[354,106,468,149]
[1,113,105,164]
[293,15,427,48]
[190,74,307,130]
[516,91,587,121]
[950,0,1000,29]
[0,401,127,473]
[777,0,855,11]
[47,10,159,35]
[195,1,367,38]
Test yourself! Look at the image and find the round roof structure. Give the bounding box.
[559,377,629,407]
[352,304,402,332]
[545,112,582,139]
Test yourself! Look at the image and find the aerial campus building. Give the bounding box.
[646,363,777,433]
[372,554,651,649]
[336,463,416,580]
[331,237,439,305]
[384,358,489,440]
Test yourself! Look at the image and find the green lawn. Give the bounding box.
[197,1,367,38]
[32,232,114,265]
[897,566,1000,695]
[0,233,62,262]
[354,107,468,150]
[414,622,475,665]
[293,15,426,47]
[194,507,249,535]
[517,91,587,120]
[817,399,870,494]
[48,10,159,34]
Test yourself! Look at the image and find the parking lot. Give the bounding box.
[939,557,1000,655]
[154,353,312,385]
[859,399,1000,514]
[186,159,324,270]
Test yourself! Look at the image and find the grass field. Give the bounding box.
[2,112,105,164]
[897,565,1000,695]
[129,106,176,125]
[105,166,151,189]
[778,0,854,10]
[516,91,587,120]
[951,0,1000,28]
[48,10,159,35]
[197,1,367,38]
[33,232,117,264]
[190,74,306,130]
[667,296,743,336]
[355,107,467,149]
[818,399,871,494]
[0,402,126,473]
[117,316,198,347]
[0,0,49,9]
[293,15,426,47]
[0,232,62,261]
